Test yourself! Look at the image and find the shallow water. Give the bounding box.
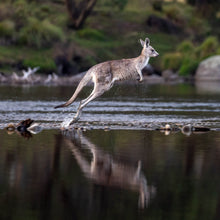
[0,83,220,219]
[0,83,219,129]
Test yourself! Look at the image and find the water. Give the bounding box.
[0,83,220,129]
[0,83,220,219]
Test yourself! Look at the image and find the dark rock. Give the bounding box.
[55,55,79,75]
[147,15,181,34]
[193,127,210,132]
[142,64,161,76]
[5,118,36,139]
[162,69,179,81]
[17,118,34,132]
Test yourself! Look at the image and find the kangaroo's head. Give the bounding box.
[140,38,159,57]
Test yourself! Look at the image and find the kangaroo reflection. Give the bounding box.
[63,130,155,209]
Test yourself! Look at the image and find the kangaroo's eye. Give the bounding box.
[151,49,154,52]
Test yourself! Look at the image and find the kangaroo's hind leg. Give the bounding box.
[70,81,112,124]
[70,86,97,123]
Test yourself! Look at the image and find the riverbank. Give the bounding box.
[0,68,187,86]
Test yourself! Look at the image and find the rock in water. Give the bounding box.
[16,119,34,132]
[195,55,220,81]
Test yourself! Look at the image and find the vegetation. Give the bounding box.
[162,36,220,76]
[0,0,219,76]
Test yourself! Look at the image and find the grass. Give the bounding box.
[0,45,56,73]
[18,17,65,48]
[0,0,218,75]
[0,19,15,38]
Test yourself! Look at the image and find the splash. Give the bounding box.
[61,115,74,128]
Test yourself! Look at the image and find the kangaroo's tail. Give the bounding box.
[54,71,92,109]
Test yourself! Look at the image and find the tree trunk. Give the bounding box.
[65,0,97,29]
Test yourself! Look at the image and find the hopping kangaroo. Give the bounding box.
[55,37,159,124]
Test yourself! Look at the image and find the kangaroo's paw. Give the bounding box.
[136,75,143,82]
[138,77,143,82]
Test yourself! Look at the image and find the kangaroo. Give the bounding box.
[55,37,159,124]
[63,130,155,208]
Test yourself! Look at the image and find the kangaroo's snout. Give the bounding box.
[155,52,159,57]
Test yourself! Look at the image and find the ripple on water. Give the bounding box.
[0,100,219,130]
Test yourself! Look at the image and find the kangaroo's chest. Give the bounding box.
[140,57,149,70]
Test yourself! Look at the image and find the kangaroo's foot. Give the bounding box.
[136,75,143,82]
[61,112,80,128]
[69,116,80,125]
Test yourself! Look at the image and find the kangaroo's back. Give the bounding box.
[90,58,137,83]
[109,58,138,81]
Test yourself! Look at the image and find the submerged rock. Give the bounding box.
[181,124,210,136]
[162,70,181,82]
[155,123,211,136]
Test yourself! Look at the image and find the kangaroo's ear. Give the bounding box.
[145,38,150,47]
[140,39,145,47]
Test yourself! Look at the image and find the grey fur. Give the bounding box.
[55,37,159,125]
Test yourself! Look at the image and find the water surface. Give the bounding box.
[0,128,220,219]
[0,83,219,129]
[0,83,220,219]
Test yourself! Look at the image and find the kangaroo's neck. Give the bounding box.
[136,53,150,70]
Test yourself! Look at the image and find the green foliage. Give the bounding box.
[0,19,15,37]
[112,0,128,10]
[0,45,56,72]
[76,28,107,41]
[83,55,97,69]
[163,2,210,35]
[100,0,128,11]
[178,58,199,76]
[177,40,194,54]
[164,5,183,22]
[23,56,56,72]
[14,0,30,22]
[196,36,219,59]
[162,52,182,71]
[188,16,210,35]
[0,3,14,20]
[162,36,219,76]
[152,1,163,12]
[0,0,219,75]
[33,5,53,20]
[19,18,65,48]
